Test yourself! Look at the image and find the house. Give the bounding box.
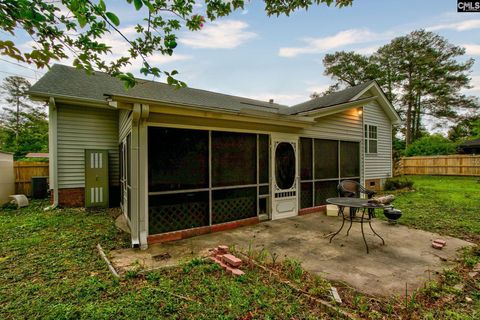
[0,151,14,205]
[29,64,400,249]
[458,138,480,154]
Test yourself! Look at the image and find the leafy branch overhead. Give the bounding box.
[0,0,353,88]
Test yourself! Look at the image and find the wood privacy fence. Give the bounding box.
[14,161,49,196]
[396,155,480,176]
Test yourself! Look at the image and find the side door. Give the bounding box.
[85,149,109,207]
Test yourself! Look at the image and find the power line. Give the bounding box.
[0,70,38,81]
[0,58,45,75]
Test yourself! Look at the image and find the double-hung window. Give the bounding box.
[365,124,378,154]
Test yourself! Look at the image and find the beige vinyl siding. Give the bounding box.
[299,109,362,140]
[57,104,119,188]
[119,109,132,142]
[363,101,392,179]
[298,108,364,184]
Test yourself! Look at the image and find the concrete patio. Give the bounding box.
[110,212,472,296]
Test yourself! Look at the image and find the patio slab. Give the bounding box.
[110,212,472,296]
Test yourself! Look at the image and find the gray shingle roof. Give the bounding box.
[29,64,289,114]
[287,80,375,115]
[459,138,480,147]
[29,64,377,115]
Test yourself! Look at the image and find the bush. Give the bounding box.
[384,177,414,191]
[404,135,457,157]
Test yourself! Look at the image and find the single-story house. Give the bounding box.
[29,64,400,249]
[458,138,480,154]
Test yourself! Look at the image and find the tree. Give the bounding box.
[448,115,480,141]
[404,134,457,157]
[0,0,353,88]
[0,76,48,158]
[321,30,478,146]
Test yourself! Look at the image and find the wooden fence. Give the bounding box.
[396,155,480,176]
[14,161,49,196]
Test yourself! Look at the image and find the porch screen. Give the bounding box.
[299,138,360,208]
[148,127,270,234]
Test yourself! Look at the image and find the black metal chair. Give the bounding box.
[337,180,377,217]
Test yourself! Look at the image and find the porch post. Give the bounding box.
[138,104,149,249]
[130,104,141,247]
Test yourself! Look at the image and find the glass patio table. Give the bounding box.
[326,197,390,253]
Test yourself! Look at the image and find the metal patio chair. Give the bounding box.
[337,180,377,217]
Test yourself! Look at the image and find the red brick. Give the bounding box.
[433,239,446,246]
[147,231,182,244]
[58,188,85,207]
[298,205,326,216]
[231,269,245,276]
[218,245,229,254]
[432,242,443,250]
[222,254,242,267]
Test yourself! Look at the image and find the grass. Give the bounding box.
[0,200,332,319]
[381,175,480,243]
[1,175,479,319]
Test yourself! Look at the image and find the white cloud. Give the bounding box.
[427,19,480,31]
[463,44,480,56]
[306,84,330,95]
[278,29,386,58]
[465,75,480,93]
[355,45,380,55]
[179,20,257,49]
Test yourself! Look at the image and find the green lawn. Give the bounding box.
[384,175,480,243]
[0,201,331,319]
[1,176,479,319]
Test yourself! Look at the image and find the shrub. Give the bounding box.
[404,135,457,156]
[384,177,414,191]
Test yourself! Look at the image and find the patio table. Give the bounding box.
[327,197,391,253]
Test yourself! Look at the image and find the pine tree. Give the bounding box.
[0,76,48,158]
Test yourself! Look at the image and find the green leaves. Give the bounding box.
[134,0,143,11]
[0,0,356,91]
[105,12,120,26]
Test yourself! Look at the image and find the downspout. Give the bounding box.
[45,97,58,210]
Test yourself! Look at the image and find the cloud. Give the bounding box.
[427,19,480,31]
[355,45,380,55]
[179,20,257,49]
[465,75,480,93]
[278,29,385,58]
[463,44,480,56]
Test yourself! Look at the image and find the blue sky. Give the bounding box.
[1,0,479,107]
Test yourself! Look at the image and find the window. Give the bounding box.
[365,125,378,154]
[299,138,360,208]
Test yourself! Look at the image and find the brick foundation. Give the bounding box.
[298,205,326,216]
[147,216,260,245]
[58,188,85,207]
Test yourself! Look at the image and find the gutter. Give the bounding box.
[295,97,377,118]
[107,94,316,128]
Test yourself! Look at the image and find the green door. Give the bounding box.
[85,149,109,208]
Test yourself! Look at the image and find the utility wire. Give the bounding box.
[0,70,38,81]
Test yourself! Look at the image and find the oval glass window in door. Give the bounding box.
[275,142,296,190]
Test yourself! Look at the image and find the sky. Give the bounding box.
[1,0,480,109]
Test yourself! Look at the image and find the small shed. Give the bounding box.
[0,152,14,205]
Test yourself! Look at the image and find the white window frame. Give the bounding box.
[364,124,378,154]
